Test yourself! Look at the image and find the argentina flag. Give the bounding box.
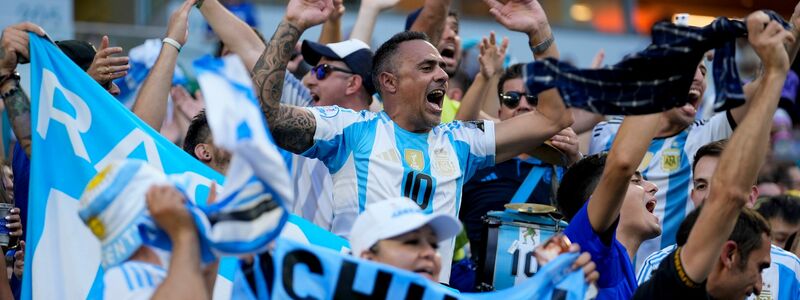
[24,33,227,299]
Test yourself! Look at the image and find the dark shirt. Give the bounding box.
[459,157,562,261]
[633,247,710,300]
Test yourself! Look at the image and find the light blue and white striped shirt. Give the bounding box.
[637,244,800,300]
[103,261,166,299]
[300,106,496,281]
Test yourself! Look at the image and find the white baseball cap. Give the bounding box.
[349,197,462,257]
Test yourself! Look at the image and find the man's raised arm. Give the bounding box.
[408,0,451,45]
[680,11,793,283]
[486,0,572,163]
[251,0,332,154]
[198,0,265,70]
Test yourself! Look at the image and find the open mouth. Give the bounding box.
[427,89,445,111]
[645,198,657,214]
[311,93,321,103]
[414,267,435,279]
[440,47,455,59]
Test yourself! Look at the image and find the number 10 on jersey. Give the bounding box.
[402,171,436,211]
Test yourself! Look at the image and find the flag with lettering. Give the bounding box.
[271,238,588,300]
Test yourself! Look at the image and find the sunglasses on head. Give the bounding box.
[499,91,537,108]
[311,64,356,80]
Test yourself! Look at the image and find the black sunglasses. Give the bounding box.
[311,64,355,80]
[499,91,537,108]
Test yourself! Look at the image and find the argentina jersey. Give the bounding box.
[637,244,800,300]
[103,261,166,299]
[301,106,496,281]
[589,112,735,269]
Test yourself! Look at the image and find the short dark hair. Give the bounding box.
[556,153,608,221]
[756,195,800,225]
[182,110,210,159]
[676,205,771,268]
[498,63,524,95]
[692,140,727,173]
[372,31,431,95]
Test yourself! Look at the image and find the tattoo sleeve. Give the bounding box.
[252,20,316,154]
[1,83,32,157]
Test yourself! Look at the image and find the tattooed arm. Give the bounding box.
[0,22,47,158]
[251,0,332,153]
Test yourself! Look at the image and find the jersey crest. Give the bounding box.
[661,149,681,172]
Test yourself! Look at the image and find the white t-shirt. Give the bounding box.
[589,112,735,269]
[301,106,496,281]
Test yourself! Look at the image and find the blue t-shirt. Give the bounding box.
[564,201,637,300]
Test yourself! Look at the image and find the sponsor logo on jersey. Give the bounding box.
[432,147,456,176]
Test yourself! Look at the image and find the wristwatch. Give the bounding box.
[0,71,20,99]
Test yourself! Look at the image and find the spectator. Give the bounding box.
[350,197,599,284]
[249,0,572,282]
[756,195,800,249]
[638,141,800,300]
[633,10,794,299]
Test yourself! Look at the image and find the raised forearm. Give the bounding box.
[454,73,489,121]
[529,26,559,61]
[588,113,660,232]
[151,232,208,300]
[253,20,302,128]
[0,80,31,157]
[132,44,178,131]
[409,0,451,44]
[252,20,315,153]
[199,0,265,69]
[319,18,342,44]
[350,4,381,45]
[481,74,501,119]
[682,69,786,283]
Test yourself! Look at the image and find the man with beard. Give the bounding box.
[250,0,572,282]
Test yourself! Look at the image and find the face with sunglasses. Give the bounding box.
[304,58,358,107]
[498,78,538,120]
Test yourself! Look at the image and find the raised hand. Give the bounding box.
[285,0,335,31]
[747,11,794,73]
[146,185,196,239]
[0,22,47,73]
[478,31,509,78]
[166,0,195,46]
[549,128,582,166]
[483,0,549,38]
[172,86,205,120]
[329,0,345,21]
[86,36,130,87]
[362,0,400,11]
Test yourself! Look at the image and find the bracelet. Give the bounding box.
[0,71,19,86]
[0,80,20,100]
[530,35,555,55]
[162,37,182,52]
[195,0,205,8]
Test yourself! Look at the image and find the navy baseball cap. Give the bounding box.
[301,39,376,95]
[55,40,96,71]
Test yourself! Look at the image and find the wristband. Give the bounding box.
[162,37,182,52]
[0,79,20,100]
[530,35,554,55]
[195,0,205,8]
[0,71,19,86]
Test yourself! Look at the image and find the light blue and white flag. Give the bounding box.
[24,33,349,299]
[24,33,225,300]
[271,238,588,300]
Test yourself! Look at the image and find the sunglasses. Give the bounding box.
[499,91,538,108]
[311,64,356,80]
